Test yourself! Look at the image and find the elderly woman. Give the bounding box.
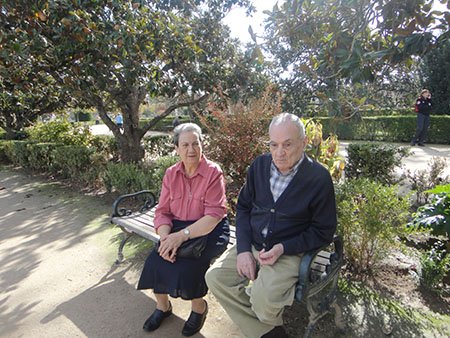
[137,123,229,336]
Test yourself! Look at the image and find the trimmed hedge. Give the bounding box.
[345,143,409,184]
[317,115,450,144]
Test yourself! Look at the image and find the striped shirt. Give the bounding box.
[270,155,304,202]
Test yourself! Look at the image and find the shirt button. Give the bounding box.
[270,209,275,213]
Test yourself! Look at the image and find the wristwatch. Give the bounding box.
[183,228,190,239]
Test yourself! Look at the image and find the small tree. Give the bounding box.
[336,178,411,273]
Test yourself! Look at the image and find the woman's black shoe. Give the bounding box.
[182,300,208,336]
[143,302,172,332]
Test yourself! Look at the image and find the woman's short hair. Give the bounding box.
[173,123,203,146]
[269,113,306,139]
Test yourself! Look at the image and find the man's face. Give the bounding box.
[269,122,308,174]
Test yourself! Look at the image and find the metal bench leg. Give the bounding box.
[115,232,133,264]
[303,296,326,338]
[331,300,345,332]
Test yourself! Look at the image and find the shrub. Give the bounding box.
[103,155,178,195]
[404,157,449,205]
[420,240,450,290]
[304,119,345,182]
[3,140,35,167]
[198,88,279,189]
[75,110,92,122]
[345,143,409,184]
[318,115,450,144]
[143,134,173,161]
[27,121,93,146]
[27,142,62,172]
[52,145,95,179]
[408,184,450,239]
[0,141,11,163]
[336,178,411,273]
[90,135,119,161]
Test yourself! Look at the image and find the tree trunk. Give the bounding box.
[116,130,145,163]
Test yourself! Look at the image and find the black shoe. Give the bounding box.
[418,143,425,146]
[182,300,208,336]
[410,142,417,146]
[261,326,288,338]
[143,302,172,332]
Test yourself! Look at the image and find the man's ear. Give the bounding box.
[302,136,309,147]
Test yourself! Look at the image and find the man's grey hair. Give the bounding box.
[173,122,203,145]
[269,113,305,139]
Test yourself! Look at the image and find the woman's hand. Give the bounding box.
[158,231,186,263]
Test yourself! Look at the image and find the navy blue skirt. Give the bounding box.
[137,218,229,300]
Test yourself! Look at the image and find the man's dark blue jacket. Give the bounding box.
[236,153,337,255]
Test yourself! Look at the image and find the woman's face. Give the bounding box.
[422,91,431,99]
[175,131,203,167]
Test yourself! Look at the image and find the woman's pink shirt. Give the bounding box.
[154,156,227,230]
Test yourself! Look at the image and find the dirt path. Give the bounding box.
[0,168,242,338]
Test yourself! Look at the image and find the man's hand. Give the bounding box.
[237,252,257,281]
[258,243,284,266]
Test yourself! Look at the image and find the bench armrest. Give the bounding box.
[295,235,344,302]
[111,190,157,218]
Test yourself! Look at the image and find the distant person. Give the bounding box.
[137,123,229,336]
[172,115,181,128]
[115,113,123,130]
[411,89,432,146]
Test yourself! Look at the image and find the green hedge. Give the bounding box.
[3,140,36,167]
[317,115,450,144]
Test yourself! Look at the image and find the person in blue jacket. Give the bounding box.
[411,89,432,146]
[115,113,123,131]
[206,113,337,338]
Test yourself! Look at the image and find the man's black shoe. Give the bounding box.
[418,143,425,146]
[182,300,208,336]
[143,302,172,332]
[261,325,288,338]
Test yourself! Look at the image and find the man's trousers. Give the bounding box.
[205,245,302,338]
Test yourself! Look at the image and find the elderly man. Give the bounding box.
[205,113,337,338]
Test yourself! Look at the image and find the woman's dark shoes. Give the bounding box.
[182,300,208,336]
[143,302,172,332]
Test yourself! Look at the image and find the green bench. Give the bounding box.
[110,190,345,337]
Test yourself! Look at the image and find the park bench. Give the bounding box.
[110,190,345,338]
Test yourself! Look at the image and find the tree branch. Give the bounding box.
[142,94,209,134]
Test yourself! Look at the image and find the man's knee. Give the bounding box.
[251,293,284,326]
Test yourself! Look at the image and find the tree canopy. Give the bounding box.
[0,0,268,161]
[262,0,450,116]
[421,40,450,114]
